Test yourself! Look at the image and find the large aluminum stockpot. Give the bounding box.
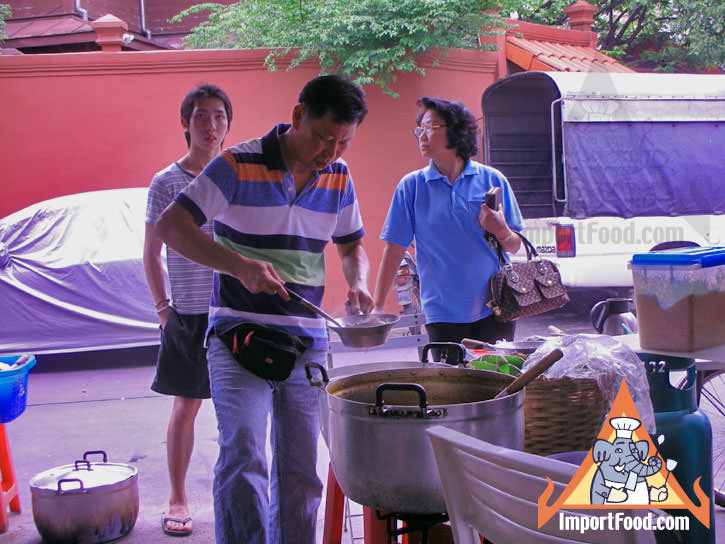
[308,362,524,514]
[311,358,453,446]
[29,451,139,544]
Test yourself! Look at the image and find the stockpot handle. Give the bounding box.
[57,478,85,495]
[83,450,108,463]
[375,383,428,413]
[73,460,91,471]
[420,342,466,365]
[305,362,329,387]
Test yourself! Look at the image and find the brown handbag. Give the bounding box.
[487,232,569,322]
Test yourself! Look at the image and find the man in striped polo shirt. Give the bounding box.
[144,84,232,537]
[156,75,373,544]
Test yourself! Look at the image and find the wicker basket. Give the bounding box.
[523,376,610,457]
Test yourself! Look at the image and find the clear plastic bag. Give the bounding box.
[521,333,656,433]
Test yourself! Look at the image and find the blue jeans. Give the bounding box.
[207,335,325,544]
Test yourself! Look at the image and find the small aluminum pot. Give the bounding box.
[29,450,139,544]
[308,361,524,514]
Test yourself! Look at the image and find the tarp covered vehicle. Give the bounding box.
[0,188,160,355]
[481,71,725,292]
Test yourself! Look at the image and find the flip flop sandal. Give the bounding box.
[162,513,193,537]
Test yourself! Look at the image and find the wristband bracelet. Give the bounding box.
[156,304,171,313]
[154,298,170,310]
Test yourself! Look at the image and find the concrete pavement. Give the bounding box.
[1,342,723,543]
[2,346,423,544]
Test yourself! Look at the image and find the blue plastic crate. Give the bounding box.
[0,354,36,423]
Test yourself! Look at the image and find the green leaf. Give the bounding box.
[0,3,12,43]
[509,0,724,71]
[171,0,506,96]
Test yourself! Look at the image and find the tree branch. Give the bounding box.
[613,5,646,45]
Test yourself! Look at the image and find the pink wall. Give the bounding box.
[0,47,500,311]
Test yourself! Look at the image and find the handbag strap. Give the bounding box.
[491,231,538,266]
[491,231,552,278]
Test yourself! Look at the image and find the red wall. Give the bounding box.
[0,47,500,312]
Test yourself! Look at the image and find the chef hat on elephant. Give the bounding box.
[610,417,641,439]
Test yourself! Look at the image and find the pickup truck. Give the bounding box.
[480,71,725,305]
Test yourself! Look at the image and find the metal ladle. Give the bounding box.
[286,288,345,328]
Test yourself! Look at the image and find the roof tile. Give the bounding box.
[6,15,91,40]
[507,36,634,73]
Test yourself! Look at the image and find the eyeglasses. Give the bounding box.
[413,124,446,139]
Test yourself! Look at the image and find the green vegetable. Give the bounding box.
[470,355,524,376]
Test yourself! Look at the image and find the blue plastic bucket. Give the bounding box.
[0,354,37,423]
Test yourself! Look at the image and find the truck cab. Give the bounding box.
[481,71,725,300]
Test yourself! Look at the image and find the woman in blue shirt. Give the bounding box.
[373,97,523,346]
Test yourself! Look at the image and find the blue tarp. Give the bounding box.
[0,188,161,356]
[564,122,725,219]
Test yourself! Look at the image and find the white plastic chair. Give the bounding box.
[426,425,657,544]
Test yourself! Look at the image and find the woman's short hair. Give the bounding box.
[416,97,478,160]
[180,84,233,147]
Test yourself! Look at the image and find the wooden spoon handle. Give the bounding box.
[461,338,486,349]
[494,348,564,399]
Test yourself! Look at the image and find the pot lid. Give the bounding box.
[30,458,137,492]
[630,246,725,269]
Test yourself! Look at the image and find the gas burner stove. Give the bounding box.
[375,511,449,544]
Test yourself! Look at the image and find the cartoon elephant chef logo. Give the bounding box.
[590,417,667,505]
[537,380,710,529]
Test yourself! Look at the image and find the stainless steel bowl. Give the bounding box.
[328,313,400,348]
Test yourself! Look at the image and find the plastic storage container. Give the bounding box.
[0,354,37,423]
[629,247,725,352]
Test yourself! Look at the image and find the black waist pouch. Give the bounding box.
[219,323,306,381]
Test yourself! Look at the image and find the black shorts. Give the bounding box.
[151,309,211,399]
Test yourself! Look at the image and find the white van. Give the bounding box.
[481,72,725,300]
